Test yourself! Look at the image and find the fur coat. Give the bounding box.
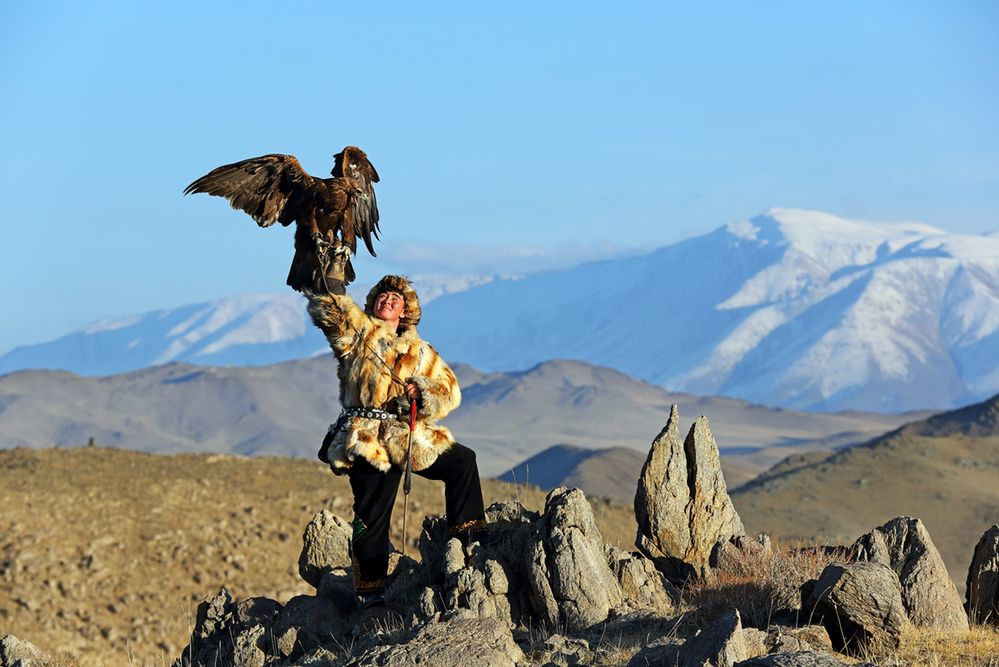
[307,283,460,473]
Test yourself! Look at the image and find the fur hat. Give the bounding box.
[364,275,421,330]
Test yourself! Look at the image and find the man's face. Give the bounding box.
[373,290,406,322]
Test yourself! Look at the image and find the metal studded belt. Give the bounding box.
[327,407,400,437]
[340,407,398,421]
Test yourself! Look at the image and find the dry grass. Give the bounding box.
[0,446,636,666]
[734,434,999,599]
[678,542,999,667]
[683,542,845,629]
[885,625,999,667]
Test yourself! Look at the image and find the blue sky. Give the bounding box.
[1,1,997,355]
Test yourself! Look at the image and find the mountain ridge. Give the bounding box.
[0,356,920,481]
[4,208,997,412]
[420,208,999,412]
[731,389,999,597]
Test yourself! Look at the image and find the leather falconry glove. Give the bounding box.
[317,241,352,295]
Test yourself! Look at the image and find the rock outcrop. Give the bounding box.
[169,415,978,667]
[526,487,624,630]
[852,516,968,631]
[298,510,352,588]
[967,524,999,626]
[735,652,871,667]
[635,405,745,580]
[176,490,682,664]
[674,609,765,667]
[607,545,680,616]
[803,562,907,655]
[764,625,832,654]
[351,613,523,667]
[627,610,768,667]
[417,500,538,626]
[0,635,51,667]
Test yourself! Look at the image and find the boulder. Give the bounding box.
[235,596,282,627]
[299,510,352,588]
[230,625,266,667]
[607,545,681,616]
[853,516,968,631]
[179,588,238,667]
[803,562,906,655]
[627,610,764,667]
[0,634,51,667]
[526,487,623,631]
[273,594,346,657]
[177,589,287,667]
[625,637,685,667]
[735,652,863,667]
[318,567,360,613]
[764,625,832,654]
[533,634,594,666]
[353,615,523,667]
[295,647,339,666]
[417,501,538,626]
[743,628,769,655]
[382,553,428,620]
[677,610,766,667]
[635,405,745,580]
[966,524,999,626]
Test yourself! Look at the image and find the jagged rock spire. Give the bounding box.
[634,404,745,580]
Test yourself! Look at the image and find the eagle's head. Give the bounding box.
[332,146,380,183]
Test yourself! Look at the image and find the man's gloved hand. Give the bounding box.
[393,382,422,416]
[317,240,351,295]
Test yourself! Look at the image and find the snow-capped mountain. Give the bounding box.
[3,209,997,412]
[418,209,999,412]
[0,274,509,376]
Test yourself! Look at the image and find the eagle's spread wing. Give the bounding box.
[333,146,381,256]
[184,154,315,228]
[186,147,381,294]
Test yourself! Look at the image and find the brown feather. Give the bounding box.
[184,148,380,293]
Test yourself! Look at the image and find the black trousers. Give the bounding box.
[347,442,485,594]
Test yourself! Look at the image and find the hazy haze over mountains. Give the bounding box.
[0,275,507,376]
[0,357,916,481]
[3,208,997,413]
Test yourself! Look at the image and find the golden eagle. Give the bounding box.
[184,146,380,292]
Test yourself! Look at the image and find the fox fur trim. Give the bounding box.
[364,275,421,331]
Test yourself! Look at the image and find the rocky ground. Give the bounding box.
[3,406,999,667]
[0,446,634,665]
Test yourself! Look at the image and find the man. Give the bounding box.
[306,252,486,607]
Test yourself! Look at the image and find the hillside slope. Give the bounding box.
[0,447,635,666]
[733,392,999,595]
[497,444,648,501]
[0,358,918,481]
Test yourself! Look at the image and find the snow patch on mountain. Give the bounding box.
[409,273,524,302]
[0,273,514,376]
[419,208,999,412]
[83,316,142,334]
[3,209,996,413]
